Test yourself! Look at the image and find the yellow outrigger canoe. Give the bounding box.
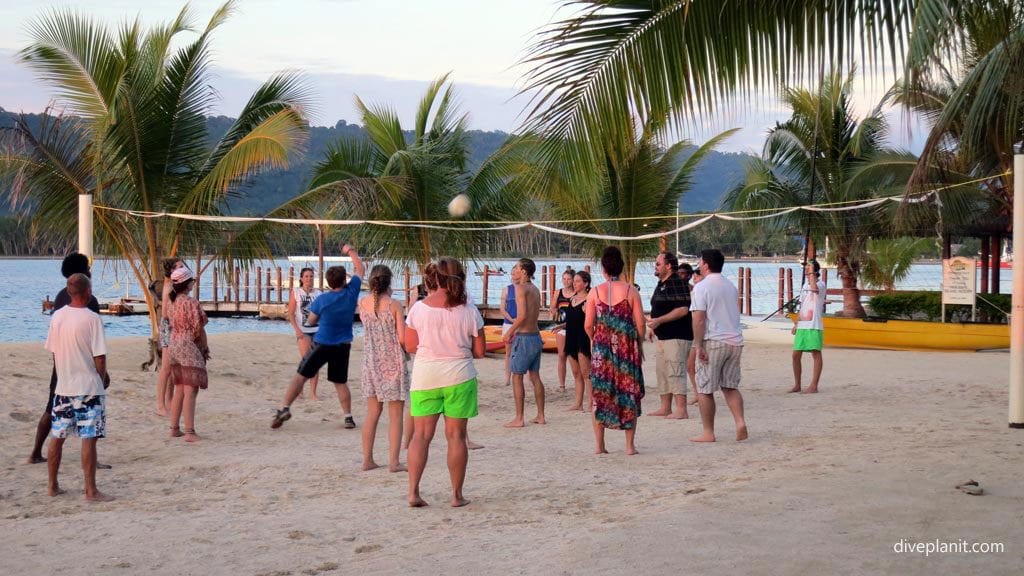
[819,316,1009,351]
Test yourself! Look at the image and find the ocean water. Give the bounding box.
[0,257,1011,343]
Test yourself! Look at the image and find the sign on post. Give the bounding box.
[942,257,977,321]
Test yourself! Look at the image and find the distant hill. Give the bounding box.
[2,107,753,217]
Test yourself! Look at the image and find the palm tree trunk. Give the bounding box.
[835,246,865,317]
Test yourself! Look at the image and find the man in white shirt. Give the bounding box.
[790,260,826,393]
[690,249,748,442]
[45,273,114,501]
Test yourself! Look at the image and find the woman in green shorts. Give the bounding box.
[404,257,485,508]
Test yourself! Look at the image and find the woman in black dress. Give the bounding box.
[564,271,592,411]
[551,268,576,391]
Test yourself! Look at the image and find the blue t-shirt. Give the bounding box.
[309,276,361,345]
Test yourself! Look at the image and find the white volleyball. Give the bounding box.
[448,194,471,218]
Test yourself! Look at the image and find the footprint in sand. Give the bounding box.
[9,411,33,422]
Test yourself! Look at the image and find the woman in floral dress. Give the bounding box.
[167,267,209,443]
[357,265,409,472]
[585,246,646,455]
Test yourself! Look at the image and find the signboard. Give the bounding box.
[942,257,976,305]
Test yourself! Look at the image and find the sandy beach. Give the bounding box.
[1,322,1021,575]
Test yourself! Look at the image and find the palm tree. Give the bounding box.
[519,1,914,165]
[537,115,737,283]
[0,2,311,339]
[266,74,529,270]
[724,72,917,317]
[861,237,933,291]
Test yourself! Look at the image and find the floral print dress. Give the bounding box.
[360,301,409,401]
[169,295,209,389]
[590,288,644,430]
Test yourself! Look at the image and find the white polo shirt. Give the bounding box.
[690,273,743,346]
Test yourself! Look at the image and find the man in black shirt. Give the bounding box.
[27,253,104,465]
[646,251,692,419]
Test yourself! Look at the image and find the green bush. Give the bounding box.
[867,291,1009,324]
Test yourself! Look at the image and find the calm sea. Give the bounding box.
[0,257,1011,343]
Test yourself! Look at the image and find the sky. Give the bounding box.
[0,0,926,154]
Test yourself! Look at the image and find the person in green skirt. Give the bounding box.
[791,260,825,394]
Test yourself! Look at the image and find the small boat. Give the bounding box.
[483,325,559,353]
[815,316,1009,351]
[474,268,506,276]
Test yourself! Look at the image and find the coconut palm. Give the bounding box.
[0,2,311,339]
[861,237,933,291]
[724,72,917,317]
[266,74,529,270]
[537,115,737,283]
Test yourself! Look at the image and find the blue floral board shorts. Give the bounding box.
[510,332,543,375]
[51,395,106,439]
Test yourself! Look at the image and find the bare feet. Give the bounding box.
[408,496,429,508]
[169,427,184,438]
[688,398,698,405]
[389,463,408,473]
[84,491,115,502]
[626,447,638,455]
[451,497,470,508]
[504,419,525,428]
[467,441,484,450]
[665,412,688,420]
[155,408,168,417]
[530,416,547,425]
[48,486,65,497]
[27,455,46,464]
[595,447,609,454]
[736,426,749,441]
[362,461,380,471]
[787,386,802,393]
[184,431,201,443]
[801,387,819,394]
[690,433,716,443]
[648,409,669,417]
[567,404,583,412]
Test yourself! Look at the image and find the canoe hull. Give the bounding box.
[820,316,1009,351]
[483,325,558,353]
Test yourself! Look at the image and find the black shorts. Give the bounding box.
[297,342,351,384]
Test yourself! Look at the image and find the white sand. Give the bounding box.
[1,324,1021,575]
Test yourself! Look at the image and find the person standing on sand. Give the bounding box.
[790,260,825,394]
[358,265,409,472]
[551,268,576,392]
[28,253,104,466]
[502,258,546,428]
[647,251,692,419]
[690,249,748,443]
[45,273,113,501]
[272,245,364,430]
[585,246,646,455]
[499,276,517,386]
[288,267,323,400]
[167,268,210,442]
[564,270,593,411]
[684,265,702,404]
[404,257,485,508]
[155,257,184,416]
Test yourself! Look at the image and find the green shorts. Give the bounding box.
[409,378,478,419]
[793,329,823,351]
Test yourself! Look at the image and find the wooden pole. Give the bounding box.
[195,252,201,299]
[786,268,794,303]
[778,267,785,310]
[213,266,219,305]
[255,267,262,304]
[288,267,294,302]
[265,268,271,302]
[482,265,490,307]
[991,234,1001,294]
[549,266,556,301]
[737,267,745,312]
[745,267,752,315]
[275,268,282,303]
[234,266,241,311]
[541,265,549,307]
[245,268,251,303]
[317,226,325,290]
[981,235,990,294]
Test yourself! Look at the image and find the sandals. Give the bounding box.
[271,407,291,429]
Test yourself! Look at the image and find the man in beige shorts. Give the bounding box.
[646,251,692,419]
[690,249,748,442]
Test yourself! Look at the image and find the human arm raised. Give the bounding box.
[343,244,365,279]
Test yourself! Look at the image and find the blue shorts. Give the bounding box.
[51,395,106,439]
[510,333,543,375]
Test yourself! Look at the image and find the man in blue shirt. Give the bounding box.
[272,245,364,430]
